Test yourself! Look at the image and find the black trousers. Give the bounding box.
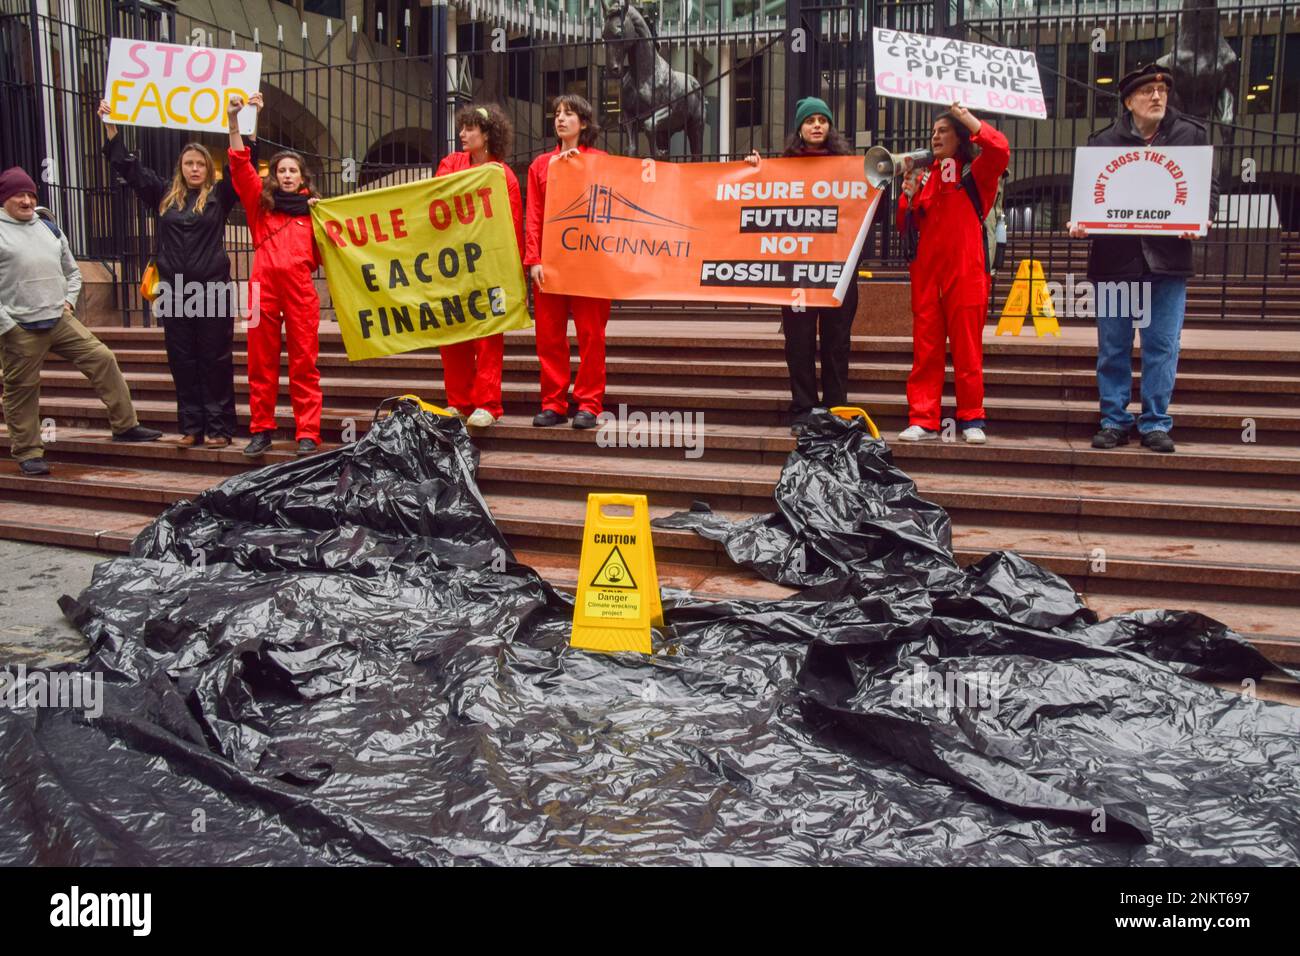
[160,313,236,438]
[779,281,858,417]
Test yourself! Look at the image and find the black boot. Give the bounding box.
[112,425,163,442]
[532,409,567,427]
[242,432,273,458]
[1091,427,1130,449]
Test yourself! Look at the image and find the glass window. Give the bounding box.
[302,0,343,17]
[544,67,588,100]
[1281,32,1300,114]
[1123,38,1161,75]
[1035,45,1058,119]
[507,37,533,103]
[1095,41,1119,116]
[734,54,763,129]
[371,0,428,52]
[1247,34,1277,115]
[1064,42,1088,114]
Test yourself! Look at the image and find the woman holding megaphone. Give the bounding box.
[896,102,1009,445]
[98,93,261,448]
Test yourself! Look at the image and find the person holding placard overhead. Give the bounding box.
[226,94,325,458]
[896,103,1010,445]
[98,95,260,449]
[1068,63,1215,455]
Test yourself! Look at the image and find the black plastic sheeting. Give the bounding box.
[2,406,1298,864]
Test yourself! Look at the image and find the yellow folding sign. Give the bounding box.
[570,494,663,655]
[995,258,1061,337]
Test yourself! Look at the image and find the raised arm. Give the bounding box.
[225,106,266,225]
[226,91,262,154]
[98,99,166,209]
[217,92,262,215]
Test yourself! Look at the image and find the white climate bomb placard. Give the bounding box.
[873,28,1047,120]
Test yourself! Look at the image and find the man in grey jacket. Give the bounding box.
[0,167,159,475]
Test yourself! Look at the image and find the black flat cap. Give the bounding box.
[1119,63,1174,99]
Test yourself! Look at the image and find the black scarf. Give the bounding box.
[272,190,312,216]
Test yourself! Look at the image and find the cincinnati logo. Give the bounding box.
[550,183,697,259]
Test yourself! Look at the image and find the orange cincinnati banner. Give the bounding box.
[540,153,882,307]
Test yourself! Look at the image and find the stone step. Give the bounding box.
[85,342,1300,382]
[13,388,1296,444]
[0,477,1295,659]
[31,361,1300,409]
[2,456,1296,601]
[77,322,1300,374]
[6,425,1297,489]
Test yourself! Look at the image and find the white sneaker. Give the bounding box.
[466,409,496,428]
[962,427,987,444]
[897,425,939,442]
[444,405,466,420]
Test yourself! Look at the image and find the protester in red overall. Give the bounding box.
[226,95,324,458]
[896,103,1010,445]
[524,94,610,429]
[435,104,524,429]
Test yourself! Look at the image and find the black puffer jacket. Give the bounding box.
[103,136,253,283]
[1084,106,1217,280]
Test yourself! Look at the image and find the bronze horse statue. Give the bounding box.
[1156,0,1238,127]
[601,0,704,159]
[1156,0,1238,182]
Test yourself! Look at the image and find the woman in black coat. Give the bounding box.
[745,97,860,435]
[98,96,261,447]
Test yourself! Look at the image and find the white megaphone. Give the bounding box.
[863,146,935,188]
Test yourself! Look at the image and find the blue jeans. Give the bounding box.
[1095,275,1187,434]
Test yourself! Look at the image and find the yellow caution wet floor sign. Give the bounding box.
[570,493,663,655]
[995,259,1061,337]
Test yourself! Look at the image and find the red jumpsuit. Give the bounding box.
[896,122,1010,431]
[228,147,323,442]
[434,151,524,420]
[524,144,611,416]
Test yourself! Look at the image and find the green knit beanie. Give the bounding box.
[794,97,833,130]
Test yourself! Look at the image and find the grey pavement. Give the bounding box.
[0,539,103,667]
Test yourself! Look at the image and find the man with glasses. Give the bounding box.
[1068,63,1217,454]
